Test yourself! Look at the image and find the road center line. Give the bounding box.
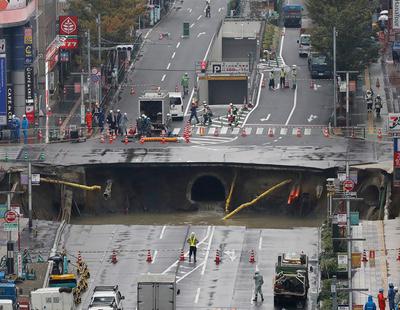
[201,226,215,275]
[194,287,201,303]
[161,74,166,82]
[285,85,297,125]
[166,63,171,70]
[197,15,202,20]
[190,23,195,28]
[159,225,166,239]
[184,33,215,116]
[171,52,176,59]
[258,237,262,250]
[176,42,181,48]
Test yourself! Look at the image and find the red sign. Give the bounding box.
[369,250,375,259]
[4,210,17,223]
[343,179,355,192]
[394,152,400,168]
[60,37,79,50]
[59,16,78,36]
[25,106,35,123]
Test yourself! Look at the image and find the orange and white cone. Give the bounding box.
[124,135,129,145]
[100,134,105,143]
[37,129,43,141]
[214,249,221,265]
[296,128,302,137]
[140,136,145,144]
[146,250,152,263]
[214,128,219,137]
[241,128,247,137]
[111,250,118,264]
[362,249,368,263]
[109,135,113,144]
[179,249,185,262]
[397,248,400,261]
[323,127,330,138]
[268,128,274,137]
[377,128,383,140]
[249,250,256,263]
[77,251,82,265]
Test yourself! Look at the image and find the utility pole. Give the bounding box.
[331,275,338,310]
[97,14,102,106]
[28,162,32,231]
[337,71,358,128]
[345,161,352,308]
[87,30,91,105]
[333,27,337,127]
[80,70,85,125]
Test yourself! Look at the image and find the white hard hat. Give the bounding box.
[110,110,113,113]
[124,112,127,115]
[142,114,146,118]
[117,109,120,112]
[229,103,233,106]
[292,65,297,68]
[23,114,26,117]
[395,287,398,291]
[191,232,195,236]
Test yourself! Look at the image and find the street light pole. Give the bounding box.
[346,161,353,309]
[28,161,32,231]
[87,30,91,105]
[333,27,337,127]
[97,14,102,106]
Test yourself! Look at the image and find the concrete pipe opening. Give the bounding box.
[191,175,226,202]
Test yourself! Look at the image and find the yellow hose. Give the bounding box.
[225,173,237,213]
[222,179,292,220]
[41,178,101,191]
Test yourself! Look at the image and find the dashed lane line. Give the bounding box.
[161,74,166,82]
[159,225,166,239]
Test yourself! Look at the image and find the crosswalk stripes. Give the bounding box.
[172,128,181,135]
[210,109,250,128]
[304,128,312,136]
[259,56,285,70]
[256,127,264,135]
[280,128,288,135]
[190,135,234,145]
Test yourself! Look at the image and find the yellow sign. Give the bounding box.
[199,75,247,81]
[352,252,361,268]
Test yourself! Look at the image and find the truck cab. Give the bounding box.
[282,5,303,28]
[298,34,311,57]
[0,281,18,309]
[308,52,332,79]
[88,286,125,310]
[168,92,184,121]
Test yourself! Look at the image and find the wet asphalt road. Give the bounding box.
[60,224,320,310]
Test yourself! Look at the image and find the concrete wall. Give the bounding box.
[221,20,261,39]
[198,79,209,104]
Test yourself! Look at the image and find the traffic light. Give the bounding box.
[116,45,133,51]
[200,60,207,73]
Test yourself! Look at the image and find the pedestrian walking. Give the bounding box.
[14,115,21,143]
[120,113,129,136]
[268,70,275,90]
[375,94,383,118]
[279,67,287,89]
[85,110,93,134]
[252,271,264,302]
[187,232,198,262]
[116,109,122,135]
[106,110,116,135]
[365,295,377,310]
[205,3,211,17]
[389,283,396,310]
[189,100,199,124]
[378,288,387,310]
[21,115,29,144]
[365,89,374,112]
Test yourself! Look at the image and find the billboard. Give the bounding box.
[24,27,33,65]
[59,16,78,36]
[0,54,6,125]
[394,0,400,29]
[6,85,13,123]
[25,66,34,123]
[388,113,400,132]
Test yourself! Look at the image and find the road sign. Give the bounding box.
[3,223,18,231]
[91,67,98,75]
[4,210,17,223]
[32,173,40,185]
[343,179,354,192]
[0,39,5,53]
[17,253,22,277]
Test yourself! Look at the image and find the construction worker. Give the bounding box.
[365,295,377,310]
[189,100,199,124]
[187,232,198,262]
[389,283,396,310]
[85,109,93,133]
[279,67,287,89]
[291,65,297,89]
[181,73,189,96]
[394,287,399,310]
[21,115,29,144]
[378,288,387,310]
[252,271,264,302]
[268,70,275,90]
[365,89,374,112]
[375,94,383,118]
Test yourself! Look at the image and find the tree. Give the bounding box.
[68,0,147,44]
[305,0,379,71]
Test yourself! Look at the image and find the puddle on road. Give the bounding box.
[71,211,323,228]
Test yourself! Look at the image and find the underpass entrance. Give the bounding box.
[208,78,248,105]
[191,175,226,202]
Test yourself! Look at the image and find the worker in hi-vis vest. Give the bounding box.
[187,232,198,262]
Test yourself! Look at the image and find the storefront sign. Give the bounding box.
[59,16,78,36]
[337,254,348,271]
[25,106,34,123]
[0,54,6,125]
[6,85,13,123]
[388,113,400,132]
[394,0,400,29]
[25,66,34,105]
[393,138,400,187]
[209,61,249,74]
[59,36,79,50]
[24,27,33,64]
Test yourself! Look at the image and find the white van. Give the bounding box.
[298,33,311,57]
[168,92,184,121]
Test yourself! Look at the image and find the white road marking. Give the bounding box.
[166,63,171,70]
[161,74,166,81]
[190,23,195,28]
[201,226,215,275]
[220,126,228,134]
[184,33,215,116]
[232,127,240,135]
[176,42,181,48]
[187,8,192,13]
[285,82,297,125]
[260,113,270,121]
[144,29,153,39]
[197,15,202,20]
[224,250,237,261]
[176,261,205,283]
[172,128,181,135]
[241,72,264,126]
[197,32,206,38]
[208,127,216,135]
[280,128,288,135]
[151,250,158,264]
[218,7,222,12]
[304,128,312,135]
[256,128,264,135]
[307,114,318,122]
[171,52,176,59]
[259,237,263,250]
[159,225,166,239]
[194,287,201,303]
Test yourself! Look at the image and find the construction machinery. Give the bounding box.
[273,252,309,306]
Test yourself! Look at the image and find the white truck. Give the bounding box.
[298,33,311,57]
[0,300,14,310]
[88,286,125,310]
[30,287,74,310]
[137,274,177,310]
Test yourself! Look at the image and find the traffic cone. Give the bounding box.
[241,128,247,137]
[140,136,145,144]
[377,128,383,140]
[376,78,380,88]
[179,249,185,262]
[362,249,368,263]
[310,80,314,89]
[113,132,117,141]
[124,135,129,145]
[261,79,266,88]
[323,127,330,138]
[58,117,62,127]
[159,33,163,40]
[100,134,105,143]
[109,135,113,144]
[396,248,400,261]
[249,249,256,263]
[175,85,179,92]
[268,128,274,137]
[111,250,118,264]
[146,250,152,263]
[296,128,302,137]
[214,249,221,265]
[199,126,205,136]
[37,129,43,141]
[214,128,219,137]
[130,87,135,95]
